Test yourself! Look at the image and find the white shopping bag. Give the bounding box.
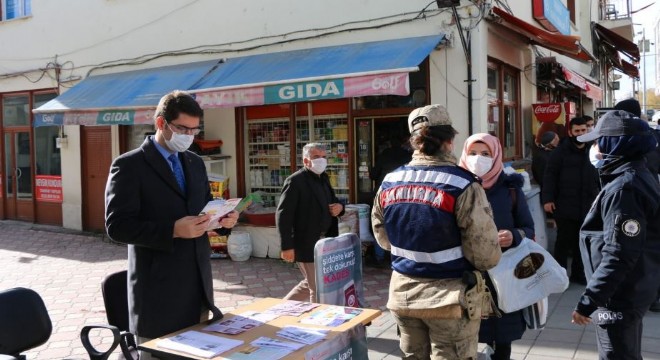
[487,238,568,313]
[522,297,548,329]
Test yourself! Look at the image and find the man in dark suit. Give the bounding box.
[276,143,344,302]
[105,90,238,357]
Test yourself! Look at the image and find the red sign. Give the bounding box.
[562,68,588,90]
[35,175,63,203]
[532,103,564,123]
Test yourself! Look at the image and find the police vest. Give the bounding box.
[378,165,477,279]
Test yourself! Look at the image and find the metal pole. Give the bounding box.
[642,28,647,116]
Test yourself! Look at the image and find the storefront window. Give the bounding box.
[126,125,155,151]
[488,59,521,160]
[33,93,60,176]
[487,68,498,100]
[3,95,29,126]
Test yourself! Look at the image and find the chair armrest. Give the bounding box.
[80,324,120,360]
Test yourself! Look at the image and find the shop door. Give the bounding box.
[81,126,112,232]
[354,117,409,205]
[4,130,34,221]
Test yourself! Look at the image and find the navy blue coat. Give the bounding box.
[576,160,660,316]
[479,172,535,344]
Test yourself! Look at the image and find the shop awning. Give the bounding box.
[592,23,640,79]
[33,35,443,125]
[593,24,640,62]
[33,60,222,126]
[490,7,596,63]
[561,66,603,101]
[190,35,444,108]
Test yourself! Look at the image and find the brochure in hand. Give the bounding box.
[200,196,252,231]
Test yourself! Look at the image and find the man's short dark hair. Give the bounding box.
[155,90,204,122]
[570,116,587,127]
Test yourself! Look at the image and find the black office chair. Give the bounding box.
[80,270,137,360]
[0,287,53,360]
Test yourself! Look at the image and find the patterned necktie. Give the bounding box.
[168,153,186,193]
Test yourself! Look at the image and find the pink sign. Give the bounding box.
[195,87,265,109]
[344,73,410,97]
[562,68,587,90]
[585,83,603,102]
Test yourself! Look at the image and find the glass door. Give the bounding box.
[354,116,410,206]
[355,119,373,205]
[4,130,33,220]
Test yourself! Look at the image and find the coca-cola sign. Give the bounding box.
[533,103,564,123]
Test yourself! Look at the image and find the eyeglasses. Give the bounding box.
[167,122,201,136]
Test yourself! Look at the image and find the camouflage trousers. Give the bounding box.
[391,311,480,360]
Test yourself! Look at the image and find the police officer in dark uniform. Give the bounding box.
[571,110,660,359]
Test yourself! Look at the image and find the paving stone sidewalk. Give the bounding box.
[1,220,660,359]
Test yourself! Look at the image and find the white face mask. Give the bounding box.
[466,155,493,177]
[165,129,194,153]
[589,144,604,168]
[309,158,327,175]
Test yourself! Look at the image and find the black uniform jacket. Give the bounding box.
[105,137,224,339]
[576,160,660,316]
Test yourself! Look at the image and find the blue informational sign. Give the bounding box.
[312,233,369,359]
[97,110,135,125]
[314,233,366,308]
[265,79,344,104]
[303,324,368,360]
[34,112,64,127]
[544,0,570,35]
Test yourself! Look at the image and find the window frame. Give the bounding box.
[487,58,522,161]
[1,0,31,21]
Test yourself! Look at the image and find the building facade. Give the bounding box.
[0,0,638,231]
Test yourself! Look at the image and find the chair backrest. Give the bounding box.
[102,270,129,332]
[0,287,52,356]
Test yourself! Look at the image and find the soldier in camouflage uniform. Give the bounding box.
[372,104,501,359]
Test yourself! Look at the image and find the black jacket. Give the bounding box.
[645,129,660,178]
[541,138,599,220]
[531,146,553,188]
[105,137,225,339]
[576,160,660,315]
[276,168,343,262]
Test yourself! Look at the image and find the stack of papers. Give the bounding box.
[276,326,329,345]
[300,306,363,327]
[203,311,279,335]
[157,330,243,358]
[263,300,321,317]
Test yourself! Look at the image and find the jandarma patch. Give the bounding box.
[621,219,641,237]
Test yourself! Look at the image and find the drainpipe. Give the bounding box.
[451,6,474,134]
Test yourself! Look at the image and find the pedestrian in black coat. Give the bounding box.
[105,91,239,355]
[542,117,599,284]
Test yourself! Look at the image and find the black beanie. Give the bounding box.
[614,98,641,117]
